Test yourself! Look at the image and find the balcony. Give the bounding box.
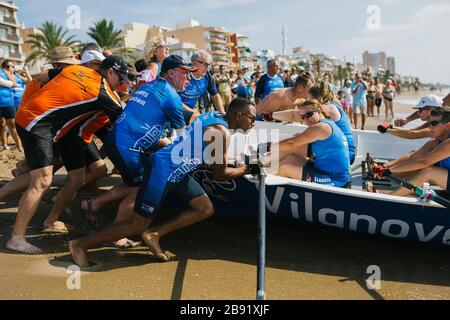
[209,36,229,45]
[0,15,18,27]
[0,33,21,44]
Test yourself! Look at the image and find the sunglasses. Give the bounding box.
[195,60,210,67]
[419,107,431,112]
[429,120,444,127]
[6,65,15,68]
[300,110,317,120]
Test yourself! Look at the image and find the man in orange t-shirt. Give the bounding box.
[7,56,129,254]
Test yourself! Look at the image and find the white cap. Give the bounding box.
[81,50,106,64]
[413,94,443,109]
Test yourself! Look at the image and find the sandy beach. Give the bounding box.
[1,90,450,300]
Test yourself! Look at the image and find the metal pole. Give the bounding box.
[256,168,267,300]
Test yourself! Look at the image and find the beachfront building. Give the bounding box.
[362,50,387,74]
[291,46,312,70]
[232,34,254,71]
[165,20,237,70]
[387,56,396,75]
[0,1,25,65]
[122,20,238,70]
[20,27,46,74]
[252,49,275,72]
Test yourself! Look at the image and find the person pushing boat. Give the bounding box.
[69,98,256,267]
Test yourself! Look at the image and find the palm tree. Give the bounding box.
[87,19,138,60]
[334,65,348,88]
[25,21,79,65]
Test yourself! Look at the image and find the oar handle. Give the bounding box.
[389,175,450,209]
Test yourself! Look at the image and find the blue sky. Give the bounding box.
[14,0,450,84]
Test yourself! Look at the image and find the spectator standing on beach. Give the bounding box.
[342,79,354,124]
[0,60,24,152]
[351,72,368,130]
[229,70,238,96]
[236,71,248,99]
[255,59,284,104]
[215,65,232,110]
[383,79,395,120]
[179,50,225,114]
[137,37,169,88]
[284,69,294,88]
[374,77,384,117]
[366,79,376,117]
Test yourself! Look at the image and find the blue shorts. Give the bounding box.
[135,159,206,219]
[104,128,145,187]
[302,161,350,188]
[0,107,16,119]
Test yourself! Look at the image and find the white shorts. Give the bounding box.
[353,103,367,115]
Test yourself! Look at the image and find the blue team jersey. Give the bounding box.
[179,71,218,108]
[114,77,185,153]
[439,137,450,169]
[311,119,351,184]
[331,101,356,163]
[151,111,229,184]
[255,73,284,100]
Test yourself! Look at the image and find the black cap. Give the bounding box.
[161,55,197,73]
[101,55,131,85]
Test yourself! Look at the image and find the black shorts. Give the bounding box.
[135,167,206,219]
[94,125,110,143]
[56,131,101,172]
[375,98,382,107]
[0,107,16,119]
[17,124,54,171]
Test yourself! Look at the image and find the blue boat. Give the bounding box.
[192,122,449,246]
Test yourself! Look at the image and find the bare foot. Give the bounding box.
[42,221,71,234]
[6,236,43,254]
[69,240,91,267]
[141,231,169,262]
[114,238,141,249]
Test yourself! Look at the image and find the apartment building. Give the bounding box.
[0,1,24,64]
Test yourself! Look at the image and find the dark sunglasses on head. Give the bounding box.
[429,120,444,127]
[195,60,210,67]
[300,110,317,120]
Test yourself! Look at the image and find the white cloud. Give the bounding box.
[337,3,450,83]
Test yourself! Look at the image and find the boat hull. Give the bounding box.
[192,169,450,246]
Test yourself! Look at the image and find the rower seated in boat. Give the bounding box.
[261,81,356,165]
[262,99,351,188]
[373,107,450,196]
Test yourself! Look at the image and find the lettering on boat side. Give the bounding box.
[265,186,450,245]
[192,173,450,245]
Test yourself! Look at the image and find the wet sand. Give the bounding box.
[1,91,450,300]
